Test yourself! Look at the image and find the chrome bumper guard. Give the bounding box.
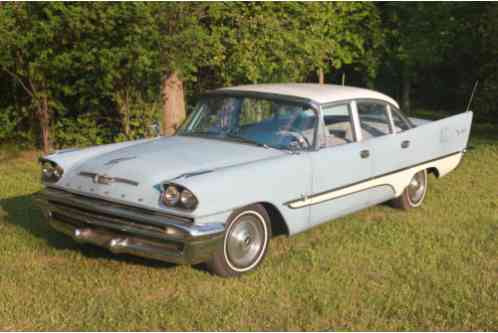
[33,188,225,264]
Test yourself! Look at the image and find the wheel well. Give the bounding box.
[427,167,440,178]
[260,202,289,237]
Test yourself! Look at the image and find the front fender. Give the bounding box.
[175,153,313,235]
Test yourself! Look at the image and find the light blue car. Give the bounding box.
[34,84,473,276]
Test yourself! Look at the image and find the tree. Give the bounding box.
[59,3,162,140]
[202,3,383,85]
[0,4,70,153]
[0,2,387,150]
[379,3,461,113]
[153,3,222,135]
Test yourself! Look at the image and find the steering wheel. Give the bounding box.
[277,130,311,150]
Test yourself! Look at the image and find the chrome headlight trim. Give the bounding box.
[163,185,180,206]
[39,158,64,183]
[161,183,198,211]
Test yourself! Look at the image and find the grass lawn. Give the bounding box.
[0,121,497,331]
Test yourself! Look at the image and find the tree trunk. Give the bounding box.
[38,96,50,155]
[401,64,411,114]
[162,71,186,136]
[122,90,130,138]
[318,68,325,84]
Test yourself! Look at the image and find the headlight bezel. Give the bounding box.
[39,158,64,183]
[161,183,198,211]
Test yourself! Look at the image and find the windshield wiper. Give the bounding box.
[180,130,220,138]
[225,133,270,148]
[181,131,277,150]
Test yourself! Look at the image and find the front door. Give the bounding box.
[307,102,373,226]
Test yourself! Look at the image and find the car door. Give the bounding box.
[307,102,374,226]
[374,105,472,176]
[356,100,435,176]
[355,100,410,178]
[359,101,472,178]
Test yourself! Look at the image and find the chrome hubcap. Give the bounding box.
[226,214,265,269]
[408,171,426,204]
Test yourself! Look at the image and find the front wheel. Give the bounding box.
[391,169,428,210]
[206,204,271,277]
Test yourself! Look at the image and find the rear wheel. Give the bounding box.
[206,204,271,277]
[391,169,428,210]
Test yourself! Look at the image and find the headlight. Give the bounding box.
[180,189,198,210]
[40,160,64,183]
[163,185,180,206]
[161,184,198,210]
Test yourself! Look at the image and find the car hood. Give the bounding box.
[54,136,285,213]
[68,136,284,182]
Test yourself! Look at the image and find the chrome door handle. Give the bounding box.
[401,140,410,149]
[360,149,370,159]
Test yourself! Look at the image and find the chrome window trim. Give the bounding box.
[386,104,396,135]
[350,100,363,142]
[390,106,414,131]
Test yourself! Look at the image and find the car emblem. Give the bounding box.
[79,172,140,186]
[93,174,114,185]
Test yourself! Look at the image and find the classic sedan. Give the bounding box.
[34,84,473,276]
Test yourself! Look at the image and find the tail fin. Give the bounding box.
[465,80,479,112]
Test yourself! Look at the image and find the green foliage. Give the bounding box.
[475,4,498,117]
[0,106,20,142]
[376,3,498,118]
[0,3,496,150]
[202,3,382,84]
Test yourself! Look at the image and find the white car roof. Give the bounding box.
[217,83,399,108]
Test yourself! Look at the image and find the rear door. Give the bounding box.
[359,100,473,177]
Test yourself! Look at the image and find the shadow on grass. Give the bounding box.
[0,193,205,271]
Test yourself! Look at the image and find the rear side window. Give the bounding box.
[357,101,391,139]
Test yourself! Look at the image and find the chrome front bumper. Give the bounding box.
[33,188,225,264]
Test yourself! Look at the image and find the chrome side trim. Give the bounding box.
[285,151,464,209]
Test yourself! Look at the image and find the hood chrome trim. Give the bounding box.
[79,172,139,186]
[172,169,213,180]
[104,156,137,166]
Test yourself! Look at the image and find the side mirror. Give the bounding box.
[149,122,161,137]
[287,141,302,154]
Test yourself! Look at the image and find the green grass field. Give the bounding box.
[0,122,497,331]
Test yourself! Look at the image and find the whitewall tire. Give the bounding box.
[206,204,271,277]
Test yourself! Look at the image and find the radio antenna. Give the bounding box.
[465,80,479,112]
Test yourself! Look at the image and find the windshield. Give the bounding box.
[178,95,317,150]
